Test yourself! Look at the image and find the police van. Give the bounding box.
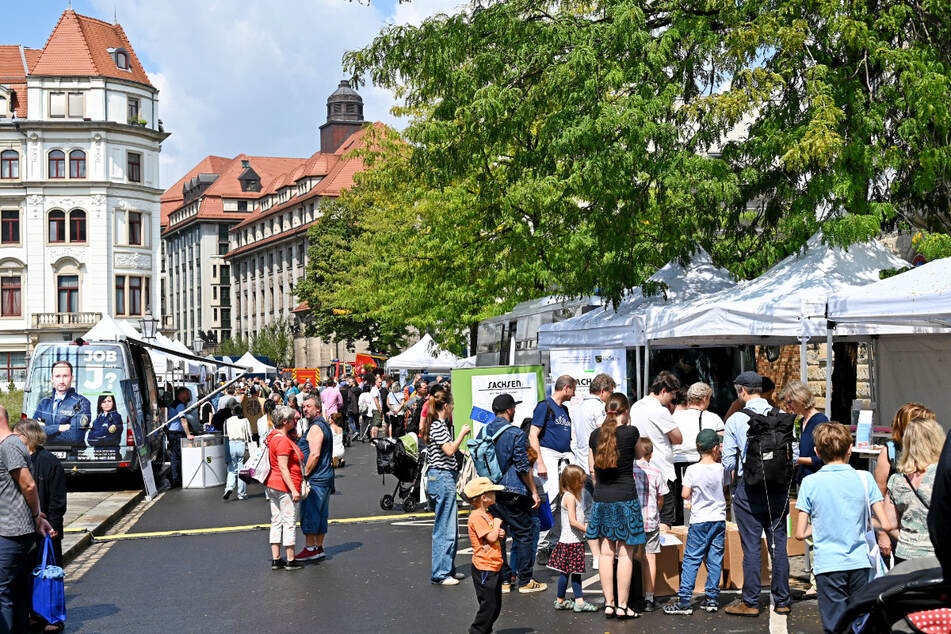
[23,340,165,475]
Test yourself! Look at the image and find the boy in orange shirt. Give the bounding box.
[465,477,506,634]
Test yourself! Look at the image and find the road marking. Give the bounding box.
[91,510,469,542]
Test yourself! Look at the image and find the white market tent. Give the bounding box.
[83,315,132,342]
[235,351,277,376]
[645,233,915,346]
[537,248,737,350]
[457,355,477,369]
[386,334,461,371]
[827,258,951,429]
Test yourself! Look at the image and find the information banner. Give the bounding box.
[122,379,157,499]
[451,366,545,438]
[549,348,627,419]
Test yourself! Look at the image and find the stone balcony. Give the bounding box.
[31,312,102,330]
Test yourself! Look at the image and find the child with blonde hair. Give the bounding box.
[549,464,597,613]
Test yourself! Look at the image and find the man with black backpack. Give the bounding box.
[722,371,798,618]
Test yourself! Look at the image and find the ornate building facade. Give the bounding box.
[0,10,167,385]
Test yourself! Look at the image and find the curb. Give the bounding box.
[62,490,145,565]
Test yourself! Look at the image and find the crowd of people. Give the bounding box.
[438,370,951,634]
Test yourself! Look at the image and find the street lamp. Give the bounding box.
[139,311,159,341]
[193,337,204,355]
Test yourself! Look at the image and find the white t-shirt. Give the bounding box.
[630,395,679,482]
[369,387,381,412]
[682,462,726,524]
[671,408,725,463]
[572,396,605,473]
[358,391,374,416]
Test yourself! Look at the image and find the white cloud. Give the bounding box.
[87,0,463,187]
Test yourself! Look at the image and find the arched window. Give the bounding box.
[48,210,66,243]
[0,151,17,179]
[69,150,86,179]
[48,150,65,179]
[68,210,86,242]
[115,49,129,70]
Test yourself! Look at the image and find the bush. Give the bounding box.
[0,390,23,421]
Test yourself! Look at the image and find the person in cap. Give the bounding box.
[477,394,546,594]
[465,477,506,634]
[664,429,726,615]
[722,371,797,617]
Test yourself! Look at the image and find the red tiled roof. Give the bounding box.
[292,302,310,313]
[160,155,231,225]
[30,10,153,87]
[0,46,38,117]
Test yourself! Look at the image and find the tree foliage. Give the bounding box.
[250,318,295,368]
[217,335,252,358]
[307,0,951,345]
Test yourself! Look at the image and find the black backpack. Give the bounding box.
[741,407,796,491]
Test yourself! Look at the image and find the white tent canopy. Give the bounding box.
[386,334,461,371]
[538,248,736,349]
[827,257,951,327]
[645,233,916,347]
[235,351,277,376]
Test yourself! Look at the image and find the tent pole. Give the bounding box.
[799,337,809,383]
[825,323,834,417]
[635,346,642,400]
[643,342,650,396]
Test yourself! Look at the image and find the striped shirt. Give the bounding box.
[633,458,669,532]
[427,419,457,472]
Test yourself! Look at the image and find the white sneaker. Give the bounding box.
[438,577,460,586]
[592,557,599,570]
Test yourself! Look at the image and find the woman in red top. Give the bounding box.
[265,405,304,570]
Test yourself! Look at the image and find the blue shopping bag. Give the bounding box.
[537,493,554,531]
[32,536,66,625]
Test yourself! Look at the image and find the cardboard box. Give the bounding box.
[787,499,805,556]
[725,521,771,589]
[653,541,682,596]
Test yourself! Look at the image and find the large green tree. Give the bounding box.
[316,0,950,345]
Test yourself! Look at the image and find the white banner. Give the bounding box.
[549,348,627,419]
[470,371,541,431]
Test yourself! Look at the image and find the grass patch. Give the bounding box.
[0,390,22,421]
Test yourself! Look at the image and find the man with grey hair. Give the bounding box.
[296,395,333,562]
[530,374,577,557]
[0,406,54,632]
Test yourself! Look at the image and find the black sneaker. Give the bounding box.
[223,489,232,500]
[284,560,303,571]
[271,559,286,570]
[643,599,657,612]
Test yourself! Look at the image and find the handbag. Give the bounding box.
[455,453,477,497]
[240,432,272,484]
[32,536,66,625]
[293,442,310,500]
[858,471,887,582]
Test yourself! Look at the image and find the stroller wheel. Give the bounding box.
[402,497,417,513]
[380,494,394,511]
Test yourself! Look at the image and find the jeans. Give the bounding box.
[815,568,868,633]
[470,569,502,634]
[493,492,535,586]
[733,481,790,607]
[225,440,247,498]
[0,533,34,634]
[508,512,540,577]
[167,431,186,487]
[347,414,359,436]
[427,468,458,582]
[678,520,726,603]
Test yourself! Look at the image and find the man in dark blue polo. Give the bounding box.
[479,393,545,594]
[33,360,91,446]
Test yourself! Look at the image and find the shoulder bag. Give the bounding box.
[859,471,888,582]
[903,472,930,509]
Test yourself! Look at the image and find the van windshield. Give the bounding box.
[25,344,131,450]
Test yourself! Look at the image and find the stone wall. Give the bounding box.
[756,343,871,410]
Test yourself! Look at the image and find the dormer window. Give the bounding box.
[114,48,130,70]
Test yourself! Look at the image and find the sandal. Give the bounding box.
[616,605,641,620]
[553,598,572,610]
[604,604,617,619]
[574,600,599,613]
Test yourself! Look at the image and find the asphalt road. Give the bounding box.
[63,441,825,633]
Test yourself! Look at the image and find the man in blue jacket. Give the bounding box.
[480,393,545,594]
[33,360,91,446]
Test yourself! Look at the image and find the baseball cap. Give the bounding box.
[734,371,763,389]
[491,393,521,413]
[463,476,504,500]
[696,428,722,451]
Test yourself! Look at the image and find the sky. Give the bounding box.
[1,0,465,187]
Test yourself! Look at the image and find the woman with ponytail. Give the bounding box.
[585,392,645,620]
[422,391,471,585]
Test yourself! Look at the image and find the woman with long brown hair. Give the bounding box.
[422,390,471,585]
[584,392,644,619]
[874,402,936,495]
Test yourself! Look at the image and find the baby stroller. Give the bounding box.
[836,560,949,633]
[372,432,424,513]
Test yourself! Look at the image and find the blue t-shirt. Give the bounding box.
[167,403,186,432]
[797,464,883,575]
[531,397,571,453]
[796,412,830,483]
